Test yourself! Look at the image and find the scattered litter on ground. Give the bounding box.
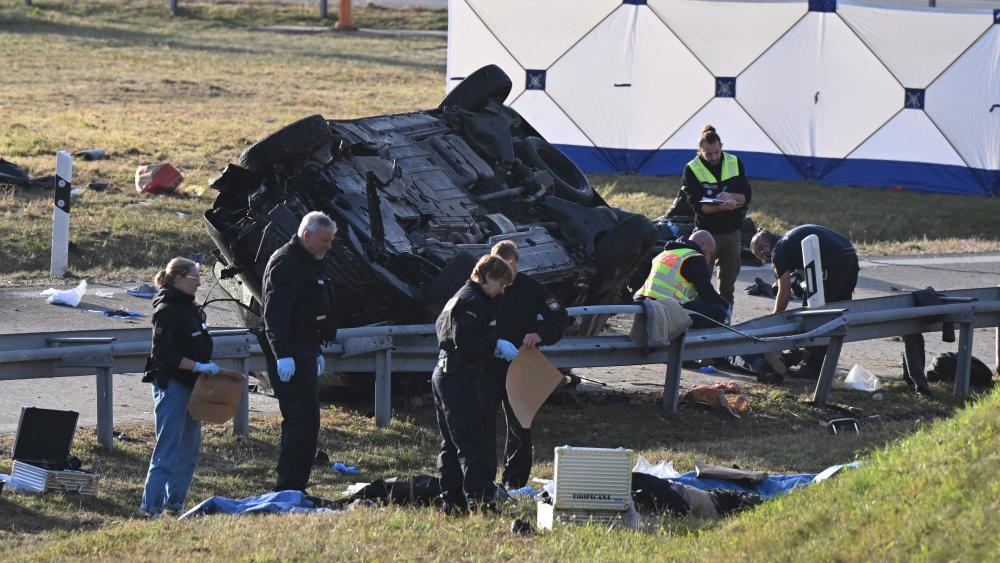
[331,463,358,474]
[698,365,718,374]
[0,157,52,188]
[175,211,188,218]
[632,455,681,480]
[508,486,535,496]
[87,182,109,191]
[681,382,749,418]
[41,280,88,307]
[837,364,881,392]
[126,283,157,299]
[124,200,150,208]
[820,418,860,435]
[73,149,106,161]
[745,277,775,298]
[95,290,115,298]
[135,162,183,194]
[101,309,143,318]
[70,188,81,198]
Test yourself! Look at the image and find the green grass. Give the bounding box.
[0,380,995,560]
[1,0,998,287]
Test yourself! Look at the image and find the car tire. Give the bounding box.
[515,136,594,205]
[239,114,332,174]
[594,214,657,276]
[439,64,513,111]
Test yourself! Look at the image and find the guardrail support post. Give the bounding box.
[954,323,973,396]
[374,349,392,427]
[234,357,250,437]
[662,334,685,415]
[811,335,844,405]
[96,367,114,451]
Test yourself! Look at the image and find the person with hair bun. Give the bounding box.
[681,124,752,308]
[141,257,219,518]
[432,254,514,513]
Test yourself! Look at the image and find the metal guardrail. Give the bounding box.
[2,287,998,450]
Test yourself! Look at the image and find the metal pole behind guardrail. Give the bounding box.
[954,323,973,396]
[320,0,328,18]
[168,0,178,16]
[96,367,114,451]
[234,357,250,437]
[50,151,72,277]
[812,335,845,404]
[374,349,392,427]
[662,335,685,414]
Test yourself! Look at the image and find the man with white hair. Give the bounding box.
[261,211,338,493]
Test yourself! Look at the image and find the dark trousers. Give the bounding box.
[431,366,494,508]
[485,362,533,489]
[804,257,860,369]
[681,299,728,329]
[266,349,320,493]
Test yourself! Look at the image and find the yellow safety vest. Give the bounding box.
[637,248,701,303]
[687,152,740,187]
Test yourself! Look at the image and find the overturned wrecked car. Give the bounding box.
[204,65,656,333]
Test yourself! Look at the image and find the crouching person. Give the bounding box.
[433,255,514,513]
[141,258,219,518]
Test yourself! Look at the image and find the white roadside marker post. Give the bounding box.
[50,151,72,278]
[802,234,825,308]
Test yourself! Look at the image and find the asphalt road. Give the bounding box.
[1,253,998,433]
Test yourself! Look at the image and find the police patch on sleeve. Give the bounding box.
[545,297,561,311]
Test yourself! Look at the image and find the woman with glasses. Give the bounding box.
[140,257,219,518]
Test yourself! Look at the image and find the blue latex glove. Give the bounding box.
[192,361,219,376]
[494,339,518,362]
[276,357,296,383]
[316,354,325,378]
[331,462,358,474]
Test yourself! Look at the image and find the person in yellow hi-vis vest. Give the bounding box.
[681,125,752,306]
[634,231,730,329]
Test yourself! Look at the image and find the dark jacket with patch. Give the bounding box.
[146,287,213,389]
[262,235,336,359]
[435,280,498,375]
[494,272,569,350]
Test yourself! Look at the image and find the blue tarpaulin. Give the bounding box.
[179,490,339,519]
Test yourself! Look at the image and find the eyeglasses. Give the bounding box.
[183,274,200,280]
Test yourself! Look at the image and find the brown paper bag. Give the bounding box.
[187,368,245,424]
[505,346,564,429]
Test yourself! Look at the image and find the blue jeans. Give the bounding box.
[141,379,202,515]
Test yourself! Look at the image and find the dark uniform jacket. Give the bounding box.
[493,273,569,351]
[662,239,729,309]
[435,280,498,376]
[681,155,752,234]
[262,235,336,359]
[772,224,856,277]
[146,287,213,389]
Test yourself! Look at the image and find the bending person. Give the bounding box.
[634,230,729,329]
[141,257,219,518]
[488,241,569,489]
[751,224,859,377]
